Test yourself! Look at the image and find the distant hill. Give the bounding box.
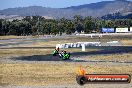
[101,12,132,19]
[0,0,131,19]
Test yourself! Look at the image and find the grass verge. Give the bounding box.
[0,63,132,86]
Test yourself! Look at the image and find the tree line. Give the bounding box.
[0,15,131,36]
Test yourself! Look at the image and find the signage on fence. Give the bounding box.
[102,28,114,33]
[116,28,128,33]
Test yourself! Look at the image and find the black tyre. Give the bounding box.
[53,53,56,56]
[53,53,57,56]
[67,53,70,59]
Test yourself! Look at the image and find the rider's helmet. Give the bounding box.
[64,51,66,54]
[57,47,59,51]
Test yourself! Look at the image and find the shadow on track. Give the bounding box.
[13,46,132,62]
[13,54,62,61]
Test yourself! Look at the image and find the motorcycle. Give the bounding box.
[52,50,59,56]
[53,50,71,60]
[59,53,71,60]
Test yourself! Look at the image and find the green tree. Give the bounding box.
[32,26,38,35]
[0,19,3,35]
[8,22,18,35]
[51,22,59,35]
[2,20,11,35]
[84,17,95,33]
[73,15,84,33]
[65,21,75,34]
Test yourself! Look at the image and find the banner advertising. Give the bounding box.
[102,28,114,33]
[116,28,128,33]
[76,74,131,85]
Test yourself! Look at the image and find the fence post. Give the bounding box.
[82,44,85,51]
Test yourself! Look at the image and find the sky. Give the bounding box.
[0,0,131,10]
